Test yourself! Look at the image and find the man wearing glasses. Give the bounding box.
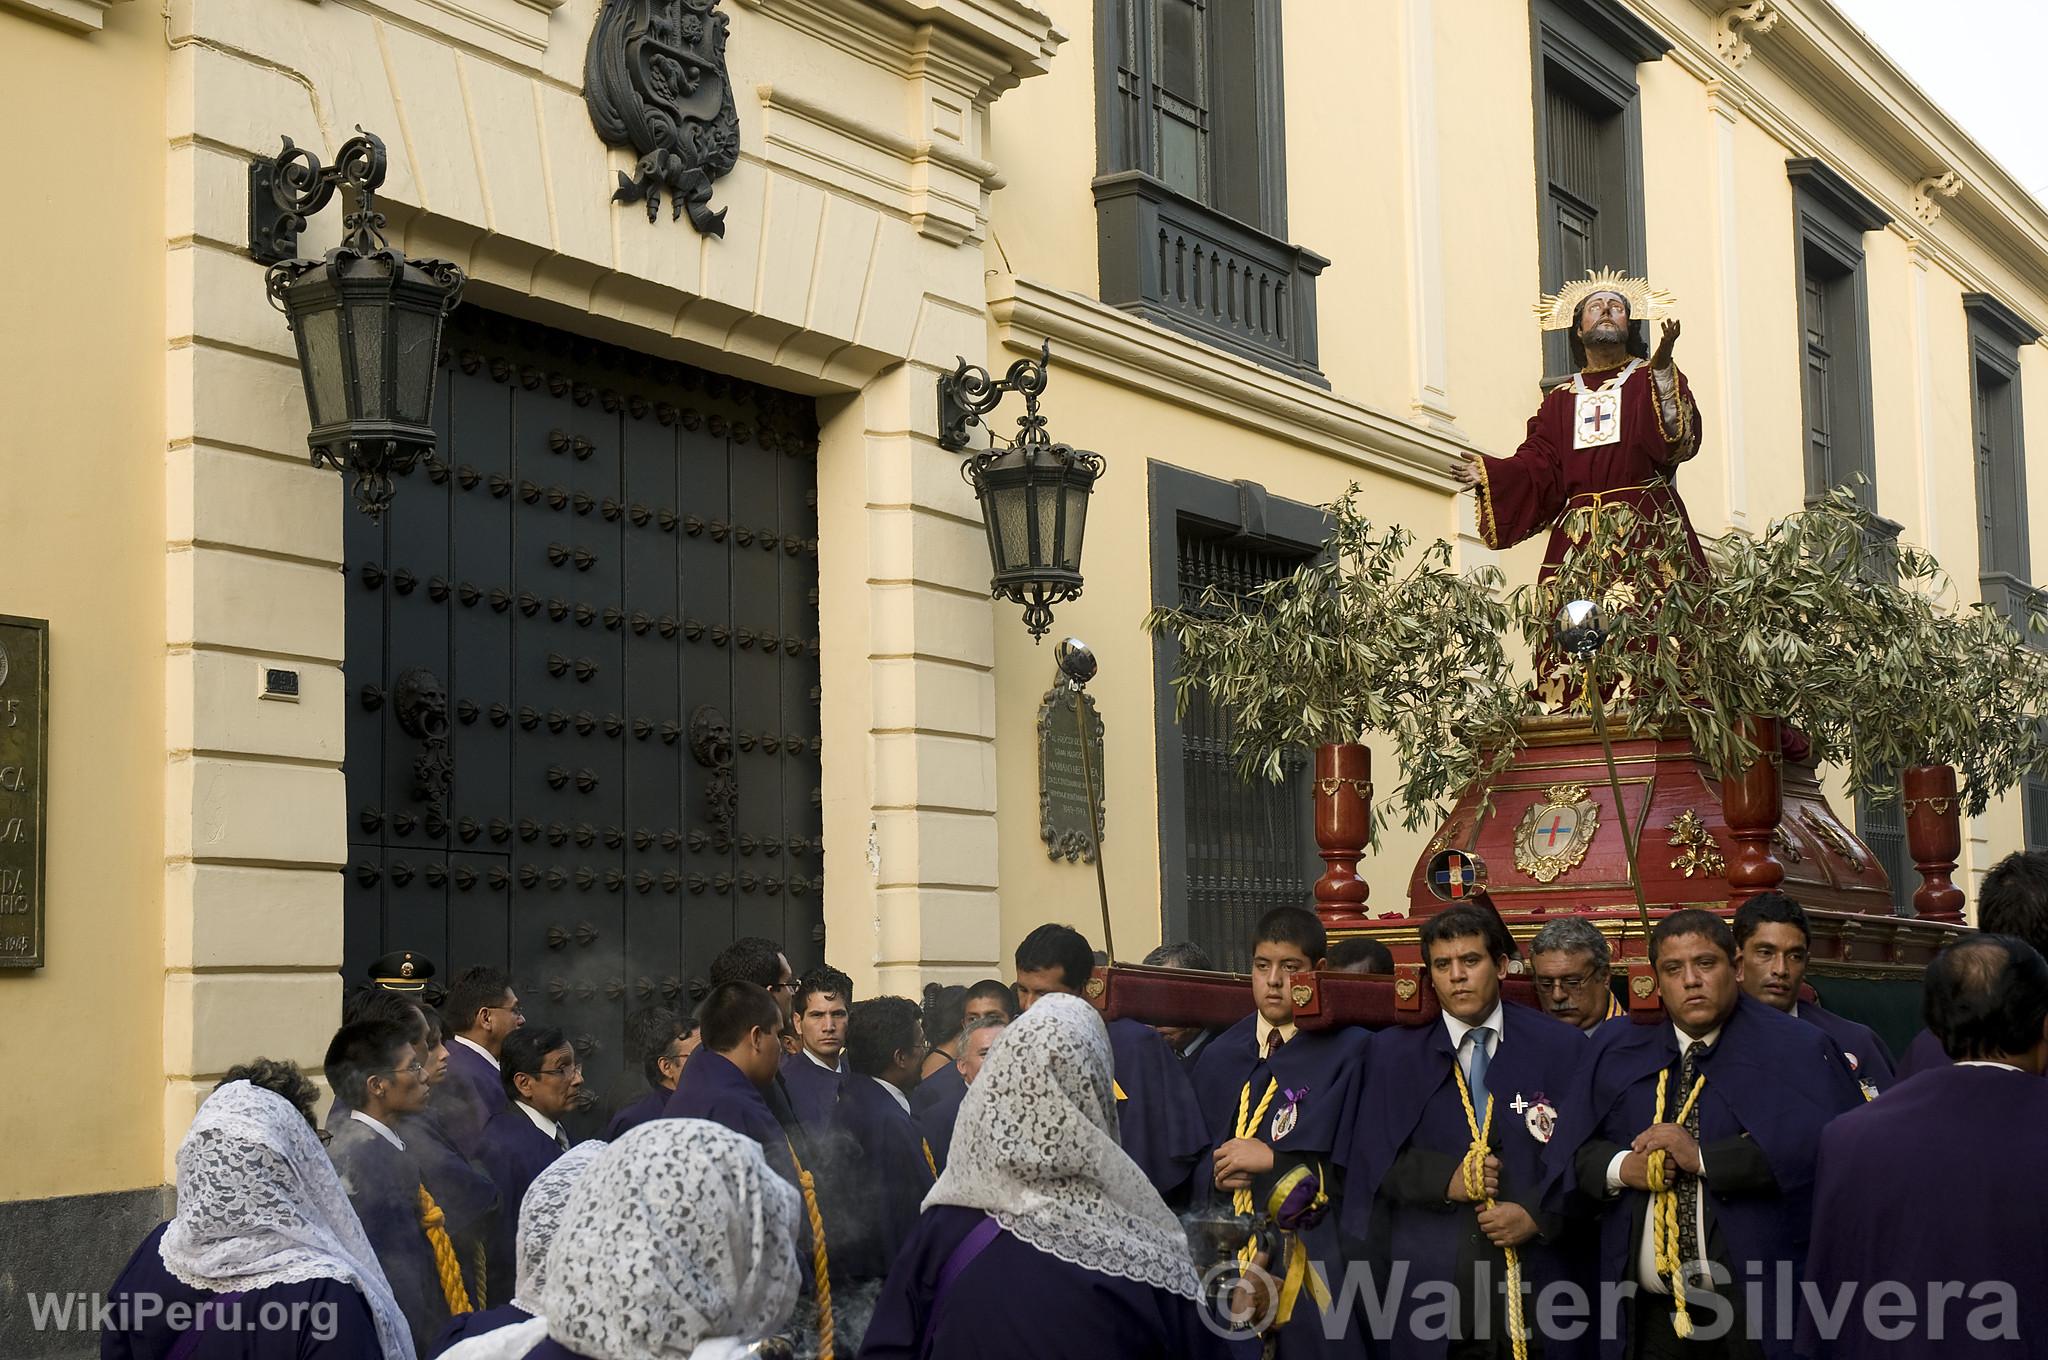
[323,1017,449,1351]
[476,1026,584,1293]
[1528,916,1624,1033]
[439,965,527,1154]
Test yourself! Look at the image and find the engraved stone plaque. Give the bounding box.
[1037,678,1105,863]
[0,616,48,968]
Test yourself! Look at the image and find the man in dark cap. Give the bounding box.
[1803,935,2048,1357]
[368,948,444,1007]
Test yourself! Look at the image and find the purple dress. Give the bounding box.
[858,1204,1241,1360]
[1801,1063,2048,1357]
[101,1223,383,1360]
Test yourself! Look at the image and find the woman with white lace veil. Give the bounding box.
[441,1117,802,1360]
[102,1074,413,1360]
[429,1140,606,1359]
[856,993,1239,1359]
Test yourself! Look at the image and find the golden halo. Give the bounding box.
[1534,268,1678,332]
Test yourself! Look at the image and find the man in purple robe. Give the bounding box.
[1014,922,1210,1205]
[601,1010,696,1141]
[1732,894,1893,1097]
[474,1026,581,1297]
[829,994,938,1286]
[1801,934,2048,1358]
[1191,906,1371,1359]
[664,981,799,1183]
[918,1012,1006,1172]
[438,965,524,1156]
[782,965,853,1135]
[1344,904,1591,1359]
[1897,850,2048,1078]
[1547,910,1863,1359]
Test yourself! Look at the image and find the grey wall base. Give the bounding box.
[0,1185,173,1359]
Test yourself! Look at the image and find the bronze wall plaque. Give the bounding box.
[0,616,47,969]
[1037,679,1105,863]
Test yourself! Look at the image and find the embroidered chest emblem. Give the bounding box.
[1271,1086,1307,1142]
[1523,1092,1558,1144]
[1575,389,1622,448]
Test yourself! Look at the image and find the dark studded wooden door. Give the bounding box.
[343,308,823,1124]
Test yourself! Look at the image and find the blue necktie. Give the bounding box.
[1464,1030,1492,1127]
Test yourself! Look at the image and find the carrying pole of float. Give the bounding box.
[1057,637,1116,964]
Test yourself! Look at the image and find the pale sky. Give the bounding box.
[1831,0,2048,208]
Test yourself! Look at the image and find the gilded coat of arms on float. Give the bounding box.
[585,0,742,236]
[1512,783,1601,883]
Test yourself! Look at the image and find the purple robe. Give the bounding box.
[474,1105,564,1304]
[664,1050,800,1186]
[599,1087,669,1142]
[1108,1016,1210,1205]
[781,1048,848,1135]
[1544,994,1863,1360]
[1190,1015,1371,1360]
[400,1101,499,1305]
[857,1204,1242,1360]
[101,1223,385,1360]
[1797,1005,1896,1095]
[440,1040,508,1156]
[1800,1064,2048,1358]
[426,1302,531,1358]
[829,1074,938,1281]
[1893,1028,1948,1081]
[1343,1003,1592,1359]
[911,1063,967,1172]
[325,1118,450,1353]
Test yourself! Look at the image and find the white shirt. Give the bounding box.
[1955,1060,2026,1072]
[873,1075,912,1114]
[349,1109,406,1152]
[802,1047,846,1074]
[452,1034,500,1070]
[515,1100,564,1145]
[1607,1023,1721,1293]
[1442,1002,1505,1069]
[1254,1015,1298,1053]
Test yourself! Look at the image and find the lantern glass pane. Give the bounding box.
[393,304,441,424]
[1060,481,1089,571]
[992,479,1032,574]
[347,300,388,416]
[1034,481,1062,569]
[300,306,347,428]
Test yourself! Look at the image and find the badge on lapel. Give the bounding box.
[1271,1086,1307,1142]
[1523,1092,1558,1144]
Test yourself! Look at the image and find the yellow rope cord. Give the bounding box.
[472,1242,487,1309]
[1645,1068,1708,1337]
[1451,1064,1524,1360]
[921,1138,938,1180]
[417,1184,472,1315]
[787,1140,834,1360]
[1229,1078,1279,1224]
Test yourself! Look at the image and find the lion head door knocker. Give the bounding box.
[690,704,737,843]
[393,667,453,820]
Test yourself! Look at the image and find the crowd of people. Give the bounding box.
[97,852,2048,1359]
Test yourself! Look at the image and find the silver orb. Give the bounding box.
[1055,636,1098,686]
[1555,599,1608,659]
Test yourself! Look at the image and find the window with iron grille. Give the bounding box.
[2026,777,2048,853]
[1148,465,1324,973]
[1789,158,1887,506]
[1964,291,2042,641]
[1854,781,1911,915]
[1530,0,1667,384]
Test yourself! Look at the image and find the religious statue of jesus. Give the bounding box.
[1454,269,1707,708]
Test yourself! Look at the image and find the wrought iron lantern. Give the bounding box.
[251,128,465,518]
[937,343,1103,642]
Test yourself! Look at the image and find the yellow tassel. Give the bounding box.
[921,1138,938,1181]
[787,1140,835,1360]
[1645,1068,1708,1338]
[1451,1064,1524,1360]
[472,1243,487,1309]
[417,1185,472,1315]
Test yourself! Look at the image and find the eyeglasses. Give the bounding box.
[765,981,798,994]
[482,1002,525,1017]
[316,1128,334,1146]
[1534,973,1596,993]
[386,1060,426,1078]
[538,1060,582,1079]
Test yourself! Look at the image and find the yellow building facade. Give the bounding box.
[2,0,2043,1347]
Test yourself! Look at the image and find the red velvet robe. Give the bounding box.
[1475,361,1705,708]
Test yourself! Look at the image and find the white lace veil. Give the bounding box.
[537,1118,803,1359]
[157,1080,417,1360]
[510,1139,607,1314]
[925,992,1200,1300]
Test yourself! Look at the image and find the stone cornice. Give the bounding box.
[987,275,1474,495]
[1645,0,2048,333]
[2,0,130,32]
[735,0,1064,100]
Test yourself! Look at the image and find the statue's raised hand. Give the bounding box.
[1652,318,1681,371]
